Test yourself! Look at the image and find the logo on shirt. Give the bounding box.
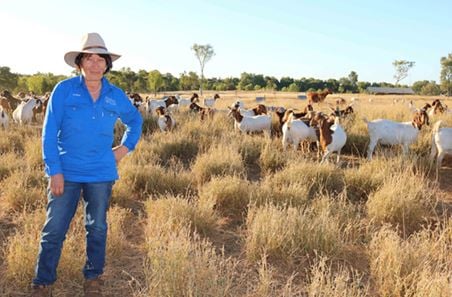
[105,97,117,106]
[72,93,81,97]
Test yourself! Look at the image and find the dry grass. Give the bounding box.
[1,92,451,296]
[141,197,237,296]
[191,144,246,185]
[369,221,452,296]
[244,196,361,264]
[306,256,370,297]
[198,176,254,221]
[366,168,437,235]
[0,169,46,211]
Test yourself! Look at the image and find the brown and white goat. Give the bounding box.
[178,93,199,107]
[228,107,271,136]
[203,93,220,108]
[155,106,175,132]
[310,113,347,163]
[189,101,215,121]
[1,90,22,111]
[330,104,354,119]
[236,103,268,116]
[147,95,179,115]
[282,110,319,152]
[364,108,429,160]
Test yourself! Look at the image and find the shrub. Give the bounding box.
[198,176,253,221]
[191,145,245,185]
[264,161,345,199]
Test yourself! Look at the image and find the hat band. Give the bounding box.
[83,45,108,51]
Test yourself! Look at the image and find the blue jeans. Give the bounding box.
[33,181,114,285]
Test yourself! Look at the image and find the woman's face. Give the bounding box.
[80,54,107,81]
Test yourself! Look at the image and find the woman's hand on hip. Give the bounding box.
[113,145,129,163]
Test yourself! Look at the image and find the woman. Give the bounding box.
[31,32,143,297]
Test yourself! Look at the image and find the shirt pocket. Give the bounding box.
[63,103,87,132]
[100,102,119,137]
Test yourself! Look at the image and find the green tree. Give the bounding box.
[191,43,215,95]
[16,76,28,93]
[0,66,19,91]
[265,76,278,90]
[148,70,164,96]
[440,53,452,96]
[221,77,238,90]
[357,81,370,93]
[132,69,149,93]
[27,74,47,94]
[119,67,137,92]
[348,71,358,90]
[107,70,128,90]
[279,77,294,90]
[393,60,415,85]
[26,73,63,94]
[420,82,441,96]
[287,83,300,92]
[179,71,199,91]
[412,80,429,94]
[238,72,253,90]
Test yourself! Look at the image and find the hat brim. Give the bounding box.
[64,49,121,68]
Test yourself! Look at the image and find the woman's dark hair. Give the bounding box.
[74,53,112,74]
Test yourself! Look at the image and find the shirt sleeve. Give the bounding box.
[42,82,66,176]
[117,91,143,152]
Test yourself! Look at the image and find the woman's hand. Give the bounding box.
[50,173,65,196]
[113,145,129,163]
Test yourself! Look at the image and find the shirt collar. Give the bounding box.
[76,75,112,92]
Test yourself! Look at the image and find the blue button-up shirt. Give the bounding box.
[42,75,143,182]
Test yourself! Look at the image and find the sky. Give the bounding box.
[0,0,451,84]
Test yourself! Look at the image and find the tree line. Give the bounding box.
[1,55,451,96]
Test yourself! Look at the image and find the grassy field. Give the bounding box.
[0,91,451,296]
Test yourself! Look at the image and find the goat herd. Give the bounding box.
[129,91,451,179]
[1,89,451,179]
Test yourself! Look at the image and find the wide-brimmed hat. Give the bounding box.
[64,32,121,68]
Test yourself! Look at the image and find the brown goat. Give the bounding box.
[307,89,332,104]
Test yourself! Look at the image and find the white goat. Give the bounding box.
[203,94,220,108]
[0,106,9,128]
[364,109,429,160]
[229,107,271,136]
[282,111,318,152]
[430,120,452,179]
[12,98,41,125]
